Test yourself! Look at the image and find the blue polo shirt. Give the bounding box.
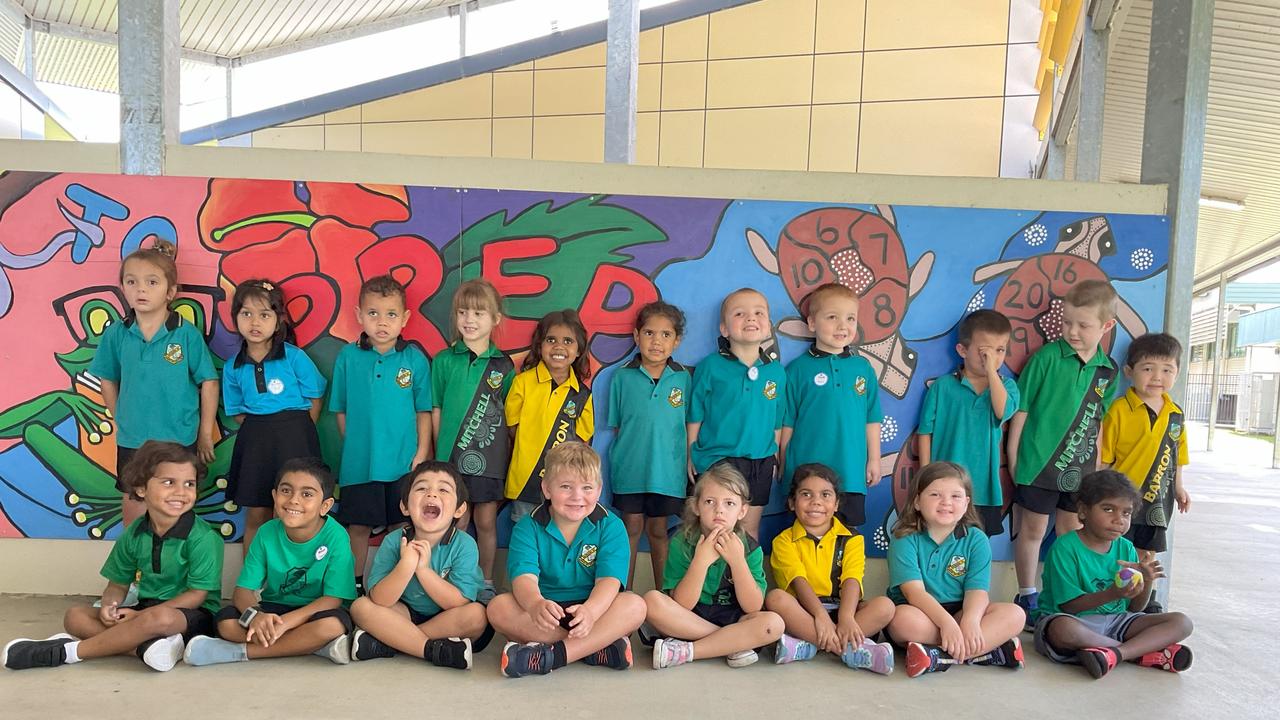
[607,355,691,497]
[688,339,786,472]
[782,345,883,494]
[506,503,630,602]
[887,525,992,605]
[366,526,483,616]
[917,369,1020,506]
[88,311,218,449]
[222,341,325,416]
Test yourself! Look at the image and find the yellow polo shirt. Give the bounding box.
[770,518,865,599]
[1100,388,1189,490]
[504,362,595,501]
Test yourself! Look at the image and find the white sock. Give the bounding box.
[1018,587,1038,597]
[64,640,82,664]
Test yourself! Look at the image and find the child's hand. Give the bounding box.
[981,348,1002,376]
[99,601,121,626]
[409,539,432,570]
[715,529,746,563]
[693,527,722,567]
[531,599,564,633]
[866,460,883,488]
[197,430,216,464]
[836,615,865,651]
[1176,485,1191,513]
[246,612,284,647]
[960,616,985,660]
[939,618,967,662]
[813,612,841,654]
[564,603,597,639]
[114,607,139,623]
[411,452,429,470]
[1125,557,1166,589]
[397,536,419,566]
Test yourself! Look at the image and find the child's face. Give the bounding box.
[541,324,580,375]
[790,475,837,531]
[272,471,333,529]
[695,481,748,533]
[913,476,970,528]
[957,330,1010,375]
[400,472,466,535]
[456,305,499,345]
[807,295,858,353]
[357,293,409,349]
[236,296,279,346]
[1125,355,1179,400]
[136,461,197,522]
[542,470,600,523]
[1061,302,1116,355]
[720,291,771,346]
[633,315,681,367]
[1079,496,1134,541]
[121,258,176,315]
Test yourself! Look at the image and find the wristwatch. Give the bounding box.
[238,606,260,629]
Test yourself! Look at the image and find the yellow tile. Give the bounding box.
[324,124,361,152]
[324,106,360,124]
[660,61,706,111]
[493,117,532,159]
[533,67,605,116]
[636,111,659,165]
[640,28,663,64]
[252,125,324,149]
[663,15,707,62]
[708,0,815,59]
[499,61,534,72]
[494,71,533,117]
[533,115,604,162]
[534,43,606,69]
[704,106,810,171]
[808,104,859,172]
[639,64,662,113]
[361,119,492,157]
[706,56,812,109]
[362,75,492,122]
[659,111,704,167]
[858,98,1002,176]
[864,0,1009,50]
[816,0,866,53]
[278,115,322,127]
[861,45,1005,102]
[813,53,863,104]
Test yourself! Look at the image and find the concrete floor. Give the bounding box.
[1,426,1274,718]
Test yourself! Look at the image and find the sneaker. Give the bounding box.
[726,649,759,668]
[652,638,694,670]
[581,637,632,670]
[2,633,74,670]
[1013,592,1038,630]
[182,635,248,666]
[968,637,1024,670]
[350,629,396,661]
[773,633,817,665]
[477,582,497,605]
[1143,599,1166,614]
[139,634,185,672]
[1135,643,1192,673]
[1077,646,1120,679]
[905,642,952,678]
[501,641,555,678]
[637,622,660,647]
[314,634,351,665]
[424,637,473,670]
[842,638,894,675]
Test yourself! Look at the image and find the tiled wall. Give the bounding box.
[252,0,1042,178]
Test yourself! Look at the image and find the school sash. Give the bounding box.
[818,533,852,605]
[1030,364,1116,493]
[450,355,515,480]
[516,383,592,503]
[1136,410,1182,528]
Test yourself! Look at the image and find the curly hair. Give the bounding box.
[120,440,205,502]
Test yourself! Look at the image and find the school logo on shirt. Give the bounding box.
[267,378,285,395]
[1094,377,1111,398]
[813,372,829,387]
[668,387,684,408]
[946,555,968,579]
[565,400,578,418]
[763,380,778,400]
[578,544,598,568]
[486,370,504,389]
[163,343,183,364]
[1168,422,1182,441]
[854,376,867,395]
[396,368,413,388]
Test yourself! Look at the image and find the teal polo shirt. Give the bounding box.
[328,335,433,486]
[918,369,1020,506]
[506,503,630,601]
[887,525,992,605]
[222,341,326,416]
[366,526,483,616]
[607,355,691,497]
[688,339,786,472]
[430,340,514,471]
[100,511,224,613]
[88,311,217,449]
[237,516,357,606]
[662,530,766,606]
[782,346,882,494]
[1014,339,1117,487]
[1038,530,1138,619]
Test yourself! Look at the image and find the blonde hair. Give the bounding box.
[544,441,601,484]
[719,287,768,323]
[680,463,752,543]
[450,278,504,341]
[891,461,981,538]
[800,282,857,320]
[1064,279,1117,322]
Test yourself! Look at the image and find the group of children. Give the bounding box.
[1,238,1194,681]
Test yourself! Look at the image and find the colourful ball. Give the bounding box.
[1114,567,1143,588]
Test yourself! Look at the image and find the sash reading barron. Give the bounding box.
[450,355,515,480]
[514,383,592,503]
[1031,364,1116,494]
[1137,410,1182,528]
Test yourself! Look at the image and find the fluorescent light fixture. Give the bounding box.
[1199,196,1245,211]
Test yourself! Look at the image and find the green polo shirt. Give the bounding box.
[328,335,433,486]
[431,340,515,472]
[88,312,217,449]
[101,511,224,613]
[237,516,357,606]
[366,526,483,616]
[1015,339,1117,487]
[688,340,786,472]
[918,370,1020,505]
[782,346,882,494]
[887,525,992,605]
[1038,530,1137,619]
[506,504,629,602]
[661,530,766,607]
[607,355,692,497]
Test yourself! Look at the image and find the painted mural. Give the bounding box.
[0,171,1170,558]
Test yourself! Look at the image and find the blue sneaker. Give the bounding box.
[773,633,817,664]
[501,641,555,678]
[1014,592,1038,630]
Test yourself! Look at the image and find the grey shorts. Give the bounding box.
[1033,611,1145,663]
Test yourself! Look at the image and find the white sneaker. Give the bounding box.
[726,649,759,668]
[141,634,185,672]
[315,634,351,665]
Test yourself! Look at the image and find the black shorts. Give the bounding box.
[693,602,745,628]
[337,481,408,527]
[713,456,777,507]
[461,474,505,504]
[116,443,198,494]
[976,505,1006,536]
[1125,523,1167,553]
[1014,484,1077,515]
[227,410,321,508]
[407,606,438,626]
[134,598,215,639]
[612,492,685,518]
[554,599,590,630]
[836,493,866,528]
[215,602,354,635]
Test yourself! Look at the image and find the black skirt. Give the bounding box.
[226,410,321,508]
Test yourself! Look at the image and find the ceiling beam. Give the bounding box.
[30,16,228,65]
[0,53,84,139]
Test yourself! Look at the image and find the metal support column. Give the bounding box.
[1075,18,1107,181]
[1205,276,1227,450]
[1043,141,1067,180]
[22,25,35,79]
[118,0,179,175]
[459,1,468,57]
[603,0,639,164]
